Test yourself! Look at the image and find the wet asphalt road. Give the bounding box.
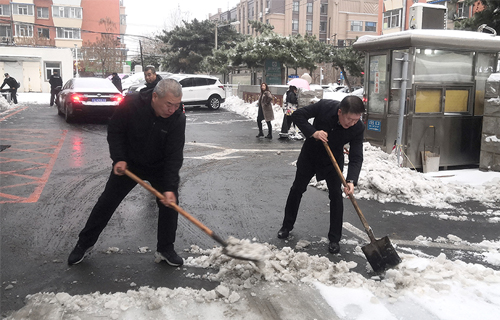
[1,101,499,317]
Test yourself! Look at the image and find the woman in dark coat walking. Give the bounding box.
[256,83,274,139]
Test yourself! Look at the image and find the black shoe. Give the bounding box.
[256,131,264,138]
[265,134,272,139]
[277,227,289,239]
[68,243,93,265]
[154,250,183,267]
[328,242,340,254]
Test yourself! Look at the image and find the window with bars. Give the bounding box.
[293,1,299,12]
[52,6,82,19]
[320,3,327,15]
[383,9,401,29]
[350,21,362,31]
[0,4,11,16]
[307,3,313,14]
[15,24,33,37]
[37,7,49,19]
[56,27,81,39]
[365,21,376,32]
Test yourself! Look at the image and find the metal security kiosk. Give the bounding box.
[353,29,500,169]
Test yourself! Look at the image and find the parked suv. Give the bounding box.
[168,74,226,110]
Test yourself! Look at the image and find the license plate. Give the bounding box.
[92,98,106,103]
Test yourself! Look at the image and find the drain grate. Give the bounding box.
[0,145,11,152]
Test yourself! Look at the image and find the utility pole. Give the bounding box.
[74,44,79,78]
[139,40,144,69]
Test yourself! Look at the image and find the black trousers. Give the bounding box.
[282,157,343,243]
[257,106,272,133]
[281,113,293,133]
[50,89,57,106]
[9,88,17,104]
[78,170,179,252]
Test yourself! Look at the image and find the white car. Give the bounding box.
[168,74,226,110]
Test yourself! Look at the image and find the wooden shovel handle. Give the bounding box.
[124,169,226,246]
[322,141,377,243]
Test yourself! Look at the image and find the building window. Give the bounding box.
[307,2,313,14]
[365,21,376,32]
[0,4,11,16]
[320,3,327,15]
[350,21,362,32]
[37,7,49,19]
[383,9,401,29]
[120,14,126,25]
[14,4,34,16]
[38,28,49,38]
[306,20,312,32]
[56,27,81,39]
[293,1,299,12]
[45,62,61,81]
[0,25,12,38]
[52,6,82,19]
[320,21,327,32]
[457,2,469,18]
[292,19,298,31]
[338,39,345,47]
[15,24,33,37]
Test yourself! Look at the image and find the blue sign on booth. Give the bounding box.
[367,119,381,132]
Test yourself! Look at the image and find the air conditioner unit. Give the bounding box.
[409,3,447,30]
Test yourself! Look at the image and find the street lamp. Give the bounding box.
[74,44,79,78]
[215,20,240,50]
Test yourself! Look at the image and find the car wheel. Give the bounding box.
[64,104,73,123]
[207,95,221,110]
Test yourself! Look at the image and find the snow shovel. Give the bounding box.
[123,169,266,263]
[323,142,401,273]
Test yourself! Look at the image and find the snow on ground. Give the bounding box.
[5,94,500,320]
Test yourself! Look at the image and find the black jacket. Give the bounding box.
[292,99,364,183]
[1,77,18,90]
[49,75,63,89]
[111,75,122,92]
[140,74,162,93]
[285,90,298,105]
[107,91,186,192]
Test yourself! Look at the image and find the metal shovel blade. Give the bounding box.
[361,236,402,273]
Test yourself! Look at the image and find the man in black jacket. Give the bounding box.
[49,71,63,106]
[68,78,186,266]
[111,72,122,92]
[277,96,365,254]
[1,73,19,104]
[142,66,162,93]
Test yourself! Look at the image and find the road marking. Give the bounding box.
[0,106,29,121]
[185,142,302,160]
[0,129,67,203]
[343,222,486,252]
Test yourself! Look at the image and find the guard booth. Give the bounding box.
[353,29,500,169]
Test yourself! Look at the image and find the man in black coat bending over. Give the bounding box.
[1,73,19,104]
[277,96,365,254]
[68,78,186,267]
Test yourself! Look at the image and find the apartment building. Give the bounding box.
[379,0,484,34]
[210,0,379,47]
[0,0,126,48]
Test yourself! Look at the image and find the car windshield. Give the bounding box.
[74,78,117,91]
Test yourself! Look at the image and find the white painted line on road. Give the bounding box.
[343,222,486,252]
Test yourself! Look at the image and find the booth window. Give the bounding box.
[368,54,387,114]
[415,89,441,113]
[444,89,469,113]
[45,62,61,81]
[415,49,473,83]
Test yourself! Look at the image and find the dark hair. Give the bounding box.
[340,96,365,114]
[260,82,269,93]
[288,85,297,91]
[144,66,156,74]
[112,72,118,76]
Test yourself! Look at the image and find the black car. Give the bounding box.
[56,77,123,123]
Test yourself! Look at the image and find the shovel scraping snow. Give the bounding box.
[323,142,401,272]
[124,169,266,263]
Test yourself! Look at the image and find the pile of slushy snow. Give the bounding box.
[7,241,500,320]
[310,143,500,209]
